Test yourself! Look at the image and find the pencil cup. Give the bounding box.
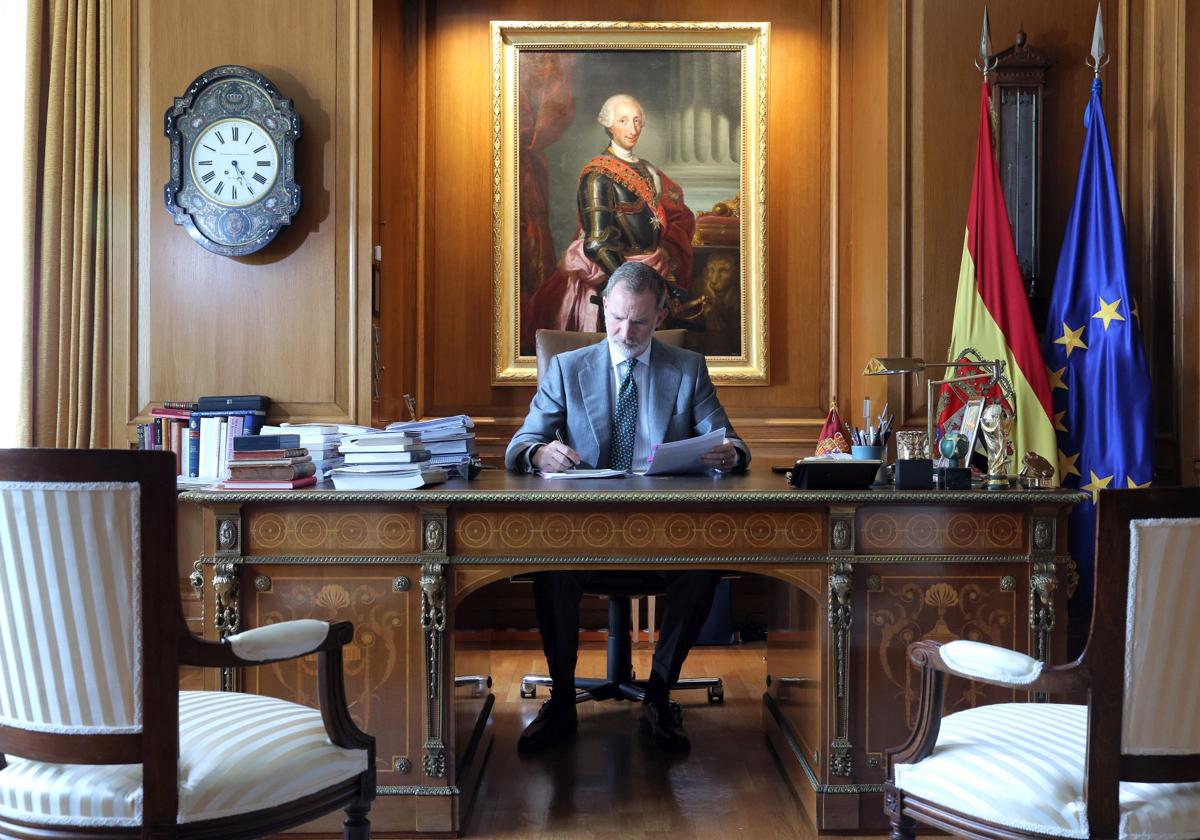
[851,445,883,461]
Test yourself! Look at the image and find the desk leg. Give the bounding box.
[420,562,448,779]
[827,562,854,779]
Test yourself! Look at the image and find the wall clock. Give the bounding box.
[163,65,301,256]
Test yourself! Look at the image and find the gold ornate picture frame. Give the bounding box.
[491,21,770,383]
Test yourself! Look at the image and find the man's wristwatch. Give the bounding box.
[524,443,545,473]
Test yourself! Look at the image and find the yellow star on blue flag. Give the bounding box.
[1054,322,1088,357]
[1081,470,1113,504]
[1092,296,1125,331]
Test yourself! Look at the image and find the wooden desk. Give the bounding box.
[179,474,1085,835]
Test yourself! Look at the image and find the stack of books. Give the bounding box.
[260,423,344,478]
[222,434,317,490]
[383,415,477,475]
[330,431,449,490]
[188,394,270,480]
[136,395,269,481]
[142,402,193,476]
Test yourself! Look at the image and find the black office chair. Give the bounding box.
[516,572,725,705]
[521,327,727,708]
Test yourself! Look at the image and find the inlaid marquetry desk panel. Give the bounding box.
[180,474,1085,836]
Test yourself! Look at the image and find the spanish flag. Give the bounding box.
[940,82,1058,483]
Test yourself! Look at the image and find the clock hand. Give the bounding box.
[230,160,253,189]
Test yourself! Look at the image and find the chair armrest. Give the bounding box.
[179,620,354,668]
[939,640,1042,684]
[228,619,331,661]
[912,639,1089,695]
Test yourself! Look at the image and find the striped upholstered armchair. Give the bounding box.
[0,449,375,838]
[885,487,1200,838]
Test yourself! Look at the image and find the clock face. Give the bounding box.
[189,117,280,208]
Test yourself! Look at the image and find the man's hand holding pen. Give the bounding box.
[532,428,581,473]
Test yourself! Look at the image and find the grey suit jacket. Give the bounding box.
[505,337,750,472]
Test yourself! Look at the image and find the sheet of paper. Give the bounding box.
[641,428,726,476]
[539,468,628,480]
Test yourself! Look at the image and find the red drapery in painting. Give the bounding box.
[517,53,576,354]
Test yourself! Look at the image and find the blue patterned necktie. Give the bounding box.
[611,358,638,471]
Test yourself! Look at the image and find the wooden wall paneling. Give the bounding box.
[837,0,890,443]
[374,0,425,427]
[894,0,1126,434]
[1131,0,1185,485]
[393,0,829,464]
[1185,3,1200,485]
[109,0,373,445]
[886,0,910,433]
[371,0,382,414]
[353,3,376,428]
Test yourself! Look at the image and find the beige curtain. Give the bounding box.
[19,0,108,447]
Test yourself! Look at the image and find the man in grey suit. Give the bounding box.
[506,262,750,754]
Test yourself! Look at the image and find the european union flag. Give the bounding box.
[1042,77,1153,648]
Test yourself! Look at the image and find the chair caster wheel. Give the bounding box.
[520,684,536,699]
[707,685,724,703]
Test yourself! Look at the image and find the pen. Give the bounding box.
[555,428,574,470]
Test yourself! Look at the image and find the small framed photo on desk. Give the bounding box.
[959,397,986,460]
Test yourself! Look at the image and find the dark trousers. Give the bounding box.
[532,570,722,696]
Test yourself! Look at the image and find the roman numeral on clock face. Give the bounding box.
[257,160,271,167]
[231,186,238,200]
[214,182,224,196]
[254,144,267,153]
[201,171,215,183]
[253,172,267,184]
[215,130,225,144]
[244,131,253,145]
[231,126,238,141]
[197,160,212,166]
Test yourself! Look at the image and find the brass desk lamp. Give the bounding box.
[862,357,1003,458]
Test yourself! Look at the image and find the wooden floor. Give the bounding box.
[464,642,876,839]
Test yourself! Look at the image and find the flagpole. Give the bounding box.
[1086,2,1109,78]
[975,6,997,79]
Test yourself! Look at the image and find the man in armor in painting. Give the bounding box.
[527,94,696,334]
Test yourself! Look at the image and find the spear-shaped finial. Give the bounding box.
[975,6,998,78]
[1088,3,1108,76]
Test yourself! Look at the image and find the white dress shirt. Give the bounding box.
[608,341,654,471]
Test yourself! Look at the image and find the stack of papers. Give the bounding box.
[384,415,477,471]
[642,428,726,475]
[385,415,474,435]
[329,464,448,491]
[538,428,729,479]
[262,423,345,474]
[330,431,449,490]
[540,468,628,480]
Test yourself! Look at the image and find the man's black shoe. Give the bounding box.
[517,699,577,753]
[640,699,690,752]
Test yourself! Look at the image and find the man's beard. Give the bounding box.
[609,335,649,359]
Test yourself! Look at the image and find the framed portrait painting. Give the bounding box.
[490,21,769,383]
